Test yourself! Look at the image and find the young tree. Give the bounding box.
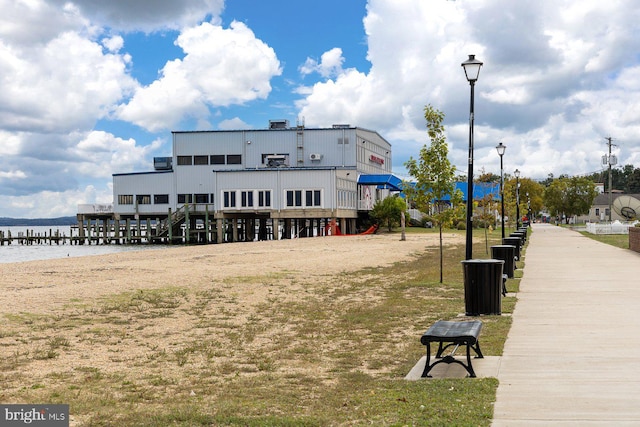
[369,195,406,232]
[404,105,458,283]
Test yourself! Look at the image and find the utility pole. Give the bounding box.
[603,137,617,222]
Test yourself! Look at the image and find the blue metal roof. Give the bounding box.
[357,175,500,201]
[444,182,501,201]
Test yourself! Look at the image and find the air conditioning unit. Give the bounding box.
[309,153,323,161]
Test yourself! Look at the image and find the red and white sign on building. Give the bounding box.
[369,154,384,165]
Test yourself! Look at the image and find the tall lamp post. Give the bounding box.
[496,142,506,239]
[514,169,521,229]
[462,54,483,260]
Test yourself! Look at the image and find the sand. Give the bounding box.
[0,232,464,423]
[0,233,460,315]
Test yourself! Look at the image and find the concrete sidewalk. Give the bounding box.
[492,223,640,425]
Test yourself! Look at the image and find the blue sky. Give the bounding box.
[2,0,640,217]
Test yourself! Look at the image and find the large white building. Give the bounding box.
[103,121,399,243]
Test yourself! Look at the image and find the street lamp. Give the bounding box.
[496,142,506,239]
[462,54,483,260]
[514,169,521,229]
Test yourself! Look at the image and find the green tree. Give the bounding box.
[504,177,545,224]
[543,176,598,223]
[404,104,459,283]
[627,168,640,193]
[369,195,406,232]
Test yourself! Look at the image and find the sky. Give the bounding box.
[2,0,640,218]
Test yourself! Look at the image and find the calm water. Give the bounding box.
[0,226,160,263]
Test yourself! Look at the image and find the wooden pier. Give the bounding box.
[2,203,360,247]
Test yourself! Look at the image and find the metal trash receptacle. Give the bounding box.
[502,237,521,260]
[461,259,504,316]
[510,231,526,244]
[491,245,516,278]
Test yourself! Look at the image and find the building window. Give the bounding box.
[154,194,169,204]
[210,154,225,165]
[338,137,350,144]
[241,191,254,207]
[177,156,192,165]
[195,194,209,203]
[306,190,321,207]
[227,154,242,164]
[286,190,303,207]
[223,191,236,208]
[194,155,208,165]
[178,194,193,204]
[595,208,600,216]
[118,195,133,205]
[136,195,151,204]
[258,190,271,207]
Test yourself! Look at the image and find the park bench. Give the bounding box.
[420,320,483,378]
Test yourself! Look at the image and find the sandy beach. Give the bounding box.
[0,233,461,315]
[0,232,464,424]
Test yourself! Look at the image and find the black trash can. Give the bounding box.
[491,245,516,278]
[461,259,504,316]
[510,231,526,244]
[503,237,521,260]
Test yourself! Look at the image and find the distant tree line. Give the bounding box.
[537,165,640,193]
[0,216,77,226]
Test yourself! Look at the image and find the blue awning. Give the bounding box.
[357,174,403,191]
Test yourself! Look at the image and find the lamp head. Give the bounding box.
[496,142,506,156]
[514,169,520,178]
[461,54,483,82]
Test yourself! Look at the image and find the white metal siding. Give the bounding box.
[113,172,174,215]
[112,127,390,216]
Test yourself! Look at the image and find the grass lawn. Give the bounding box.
[0,227,522,426]
[579,230,629,249]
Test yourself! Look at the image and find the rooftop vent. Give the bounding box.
[269,119,289,129]
[332,124,350,129]
[153,157,172,170]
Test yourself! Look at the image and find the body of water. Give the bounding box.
[0,226,160,263]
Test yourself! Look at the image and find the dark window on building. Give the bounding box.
[286,190,302,207]
[224,191,236,208]
[154,194,169,204]
[178,194,193,204]
[194,155,208,165]
[177,156,192,165]
[118,195,133,205]
[241,191,254,207]
[227,154,242,164]
[136,195,151,204]
[306,190,321,207]
[258,190,271,207]
[194,193,209,203]
[338,137,350,144]
[210,155,225,165]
